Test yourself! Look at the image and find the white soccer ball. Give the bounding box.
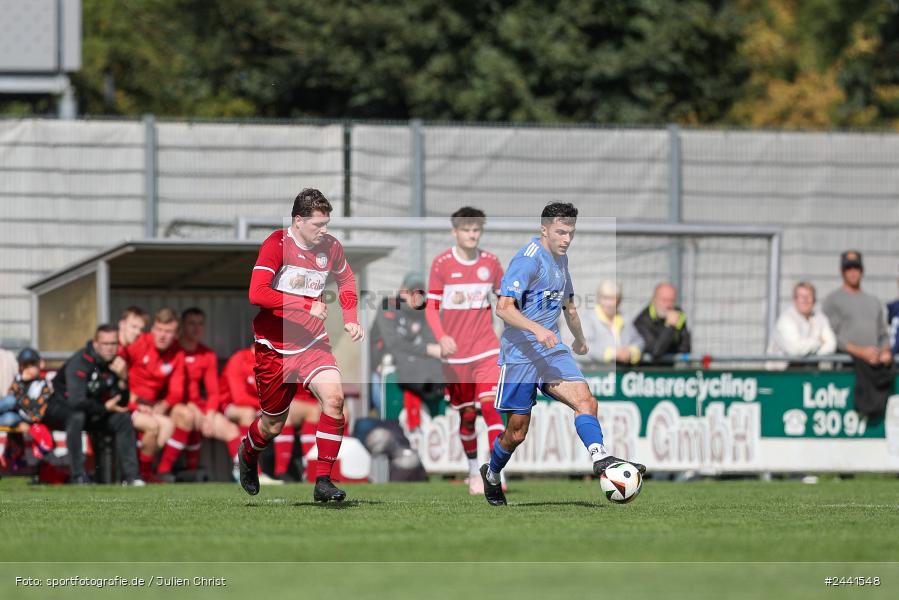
[599,461,643,504]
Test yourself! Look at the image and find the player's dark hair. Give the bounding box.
[181,307,205,321]
[292,188,332,218]
[541,202,578,226]
[451,206,486,229]
[95,323,118,338]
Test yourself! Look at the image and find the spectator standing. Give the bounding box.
[577,281,643,366]
[822,251,893,417]
[633,283,692,364]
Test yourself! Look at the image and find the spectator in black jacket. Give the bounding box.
[369,273,445,420]
[43,324,143,485]
[633,283,692,364]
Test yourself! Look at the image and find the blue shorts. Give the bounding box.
[495,351,586,415]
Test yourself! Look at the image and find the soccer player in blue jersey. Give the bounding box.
[480,202,646,506]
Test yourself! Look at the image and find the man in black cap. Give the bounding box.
[822,251,893,417]
[43,324,144,485]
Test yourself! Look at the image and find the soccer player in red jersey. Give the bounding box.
[238,188,364,501]
[425,207,507,495]
[122,308,182,481]
[155,308,242,481]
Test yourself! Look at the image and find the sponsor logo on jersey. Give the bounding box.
[186,355,195,363]
[275,265,327,297]
[316,253,328,269]
[161,363,173,375]
[477,266,490,281]
[450,272,463,278]
[444,283,492,309]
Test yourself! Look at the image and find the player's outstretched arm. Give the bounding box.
[496,295,558,349]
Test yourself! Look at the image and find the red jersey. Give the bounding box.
[249,229,358,353]
[124,332,185,408]
[220,347,259,409]
[426,247,504,363]
[183,342,221,413]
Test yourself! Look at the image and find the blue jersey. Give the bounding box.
[498,237,574,365]
[888,300,899,356]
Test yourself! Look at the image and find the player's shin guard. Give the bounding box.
[459,410,478,458]
[240,419,271,464]
[574,414,608,462]
[184,430,202,471]
[157,427,190,474]
[274,425,295,476]
[314,413,345,478]
[479,399,505,451]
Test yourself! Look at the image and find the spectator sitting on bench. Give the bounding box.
[1,348,56,462]
[42,324,144,485]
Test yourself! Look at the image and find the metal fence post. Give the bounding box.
[143,114,158,238]
[668,124,684,299]
[410,119,426,275]
[343,121,352,218]
[767,232,782,349]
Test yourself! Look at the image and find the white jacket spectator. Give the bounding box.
[577,281,644,365]
[767,282,836,370]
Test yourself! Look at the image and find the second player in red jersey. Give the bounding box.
[238,188,364,501]
[425,207,507,495]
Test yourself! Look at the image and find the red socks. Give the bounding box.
[459,409,478,458]
[480,399,505,450]
[158,427,190,474]
[402,390,422,430]
[138,451,155,480]
[185,430,202,470]
[274,425,295,476]
[240,419,270,463]
[315,413,345,478]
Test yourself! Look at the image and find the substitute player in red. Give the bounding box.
[426,207,507,495]
[156,307,242,481]
[238,188,363,501]
[122,308,181,482]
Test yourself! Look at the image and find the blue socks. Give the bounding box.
[488,437,513,479]
[574,414,608,461]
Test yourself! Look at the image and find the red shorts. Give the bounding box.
[254,342,339,416]
[293,385,318,404]
[443,356,500,409]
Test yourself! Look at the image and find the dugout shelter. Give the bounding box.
[26,239,393,406]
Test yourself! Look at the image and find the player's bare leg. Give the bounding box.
[544,381,646,475]
[308,369,347,502]
[187,403,242,471]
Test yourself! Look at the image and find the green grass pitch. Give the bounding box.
[2,476,897,599]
